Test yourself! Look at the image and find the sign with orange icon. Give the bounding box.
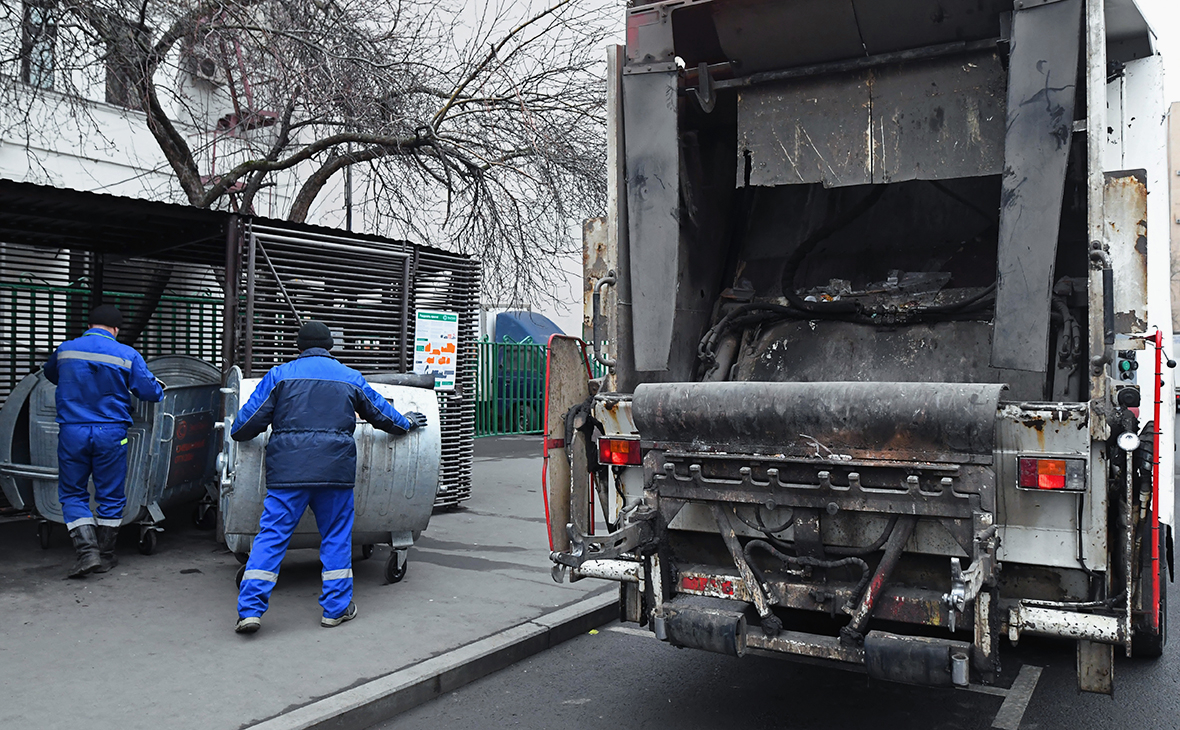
[413,310,459,390]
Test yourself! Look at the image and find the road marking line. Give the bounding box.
[606,625,653,638]
[991,665,1043,730]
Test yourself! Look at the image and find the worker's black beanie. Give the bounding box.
[297,320,333,351]
[89,304,123,329]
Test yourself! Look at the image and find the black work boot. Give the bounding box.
[67,525,102,578]
[93,525,119,573]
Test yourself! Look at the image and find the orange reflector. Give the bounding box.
[1018,457,1085,491]
[598,438,642,466]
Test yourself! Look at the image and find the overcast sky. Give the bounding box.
[1138,0,1179,103]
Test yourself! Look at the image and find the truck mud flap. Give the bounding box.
[543,336,594,553]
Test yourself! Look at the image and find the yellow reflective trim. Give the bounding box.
[120,438,128,445]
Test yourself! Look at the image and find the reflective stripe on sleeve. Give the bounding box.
[321,569,354,581]
[242,569,278,583]
[57,350,133,369]
[66,517,96,530]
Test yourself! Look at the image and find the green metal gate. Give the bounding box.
[475,340,547,436]
[474,339,608,437]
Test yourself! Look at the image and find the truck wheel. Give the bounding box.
[1132,531,1168,658]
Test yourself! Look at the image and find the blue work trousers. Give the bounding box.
[238,487,355,619]
[57,423,128,530]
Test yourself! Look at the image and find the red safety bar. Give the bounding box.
[1150,330,1163,632]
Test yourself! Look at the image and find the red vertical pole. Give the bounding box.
[1150,330,1163,631]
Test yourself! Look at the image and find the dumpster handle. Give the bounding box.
[160,413,175,443]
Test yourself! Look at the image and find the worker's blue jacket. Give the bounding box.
[230,348,414,489]
[43,328,164,425]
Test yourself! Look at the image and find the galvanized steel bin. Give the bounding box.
[0,355,221,553]
[216,366,440,583]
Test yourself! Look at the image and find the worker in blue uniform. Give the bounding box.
[231,320,428,634]
[42,304,164,578]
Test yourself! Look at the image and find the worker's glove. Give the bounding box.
[403,412,428,431]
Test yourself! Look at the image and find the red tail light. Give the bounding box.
[1018,457,1085,491]
[598,437,642,466]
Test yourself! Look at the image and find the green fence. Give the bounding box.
[1,279,223,404]
[474,339,609,437]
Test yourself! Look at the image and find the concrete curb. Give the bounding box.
[247,589,618,730]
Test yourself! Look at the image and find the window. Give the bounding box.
[105,62,143,110]
[20,1,57,90]
[104,20,148,110]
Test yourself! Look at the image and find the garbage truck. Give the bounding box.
[544,0,1174,694]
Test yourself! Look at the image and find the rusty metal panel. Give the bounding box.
[582,217,610,343]
[623,70,679,371]
[1104,171,1149,335]
[995,402,1106,571]
[870,51,1007,183]
[990,0,1083,372]
[739,74,872,187]
[634,381,1005,463]
[739,50,1005,188]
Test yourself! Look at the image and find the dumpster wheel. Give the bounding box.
[385,549,407,584]
[360,544,374,560]
[138,529,158,555]
[235,564,246,589]
[38,522,52,550]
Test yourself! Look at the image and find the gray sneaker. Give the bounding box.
[321,601,358,628]
[235,616,261,634]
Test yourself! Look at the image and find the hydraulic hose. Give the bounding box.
[743,539,870,614]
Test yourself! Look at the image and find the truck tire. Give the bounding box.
[1132,530,1168,658]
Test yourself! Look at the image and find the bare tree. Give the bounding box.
[0,0,611,304]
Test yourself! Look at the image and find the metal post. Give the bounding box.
[222,215,240,375]
[244,230,257,378]
[89,250,105,312]
[400,256,411,372]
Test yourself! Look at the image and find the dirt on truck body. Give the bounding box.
[544,0,1175,694]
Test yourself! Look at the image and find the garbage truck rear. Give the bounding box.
[544,0,1175,693]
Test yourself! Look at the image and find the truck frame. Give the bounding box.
[545,0,1174,693]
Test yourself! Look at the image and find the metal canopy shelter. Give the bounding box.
[0,180,477,507]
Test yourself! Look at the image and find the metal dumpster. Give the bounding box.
[216,366,441,584]
[0,355,221,553]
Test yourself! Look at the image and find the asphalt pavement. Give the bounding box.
[373,454,1180,730]
[0,435,605,730]
[378,611,1180,730]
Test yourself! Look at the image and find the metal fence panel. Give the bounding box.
[474,340,608,437]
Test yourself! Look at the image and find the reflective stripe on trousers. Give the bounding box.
[57,423,129,528]
[237,487,355,619]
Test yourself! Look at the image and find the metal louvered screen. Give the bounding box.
[0,242,224,405]
[414,248,479,507]
[236,222,478,507]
